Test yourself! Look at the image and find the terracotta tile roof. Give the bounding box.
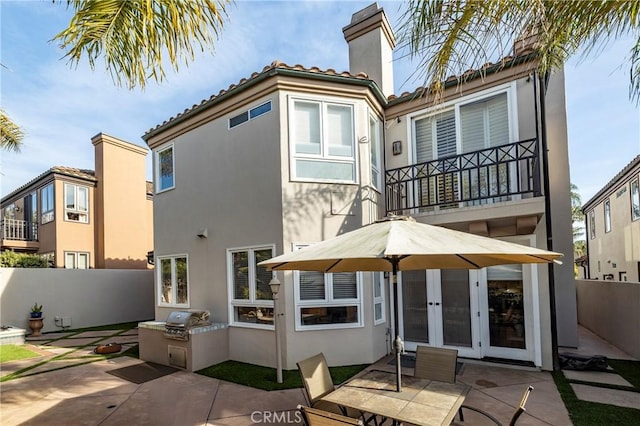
[144,51,538,139]
[1,167,96,204]
[143,60,372,139]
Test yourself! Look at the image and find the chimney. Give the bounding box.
[343,3,396,98]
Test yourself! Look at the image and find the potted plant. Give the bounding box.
[30,302,43,318]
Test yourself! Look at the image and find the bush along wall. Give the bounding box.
[0,251,50,268]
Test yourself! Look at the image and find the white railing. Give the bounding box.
[1,218,38,241]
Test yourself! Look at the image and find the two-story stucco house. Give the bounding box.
[139,4,576,373]
[1,133,153,269]
[583,154,640,282]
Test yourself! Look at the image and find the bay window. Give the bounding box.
[290,98,356,183]
[227,246,275,328]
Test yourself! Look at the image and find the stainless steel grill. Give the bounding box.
[164,310,210,341]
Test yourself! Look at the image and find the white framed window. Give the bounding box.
[158,254,189,307]
[369,114,382,191]
[41,183,54,224]
[373,272,386,325]
[155,143,175,192]
[229,100,272,128]
[631,178,640,221]
[64,251,89,269]
[589,210,596,239]
[293,244,363,330]
[227,245,275,329]
[290,97,357,183]
[604,199,611,233]
[64,183,89,223]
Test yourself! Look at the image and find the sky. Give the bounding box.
[1,0,639,211]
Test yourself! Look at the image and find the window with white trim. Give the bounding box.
[229,101,272,128]
[155,144,175,192]
[227,246,275,328]
[64,183,89,223]
[290,98,356,183]
[64,251,89,269]
[158,254,189,307]
[369,114,382,191]
[373,272,385,325]
[41,183,54,224]
[631,178,640,221]
[604,199,611,233]
[589,210,596,239]
[294,244,362,330]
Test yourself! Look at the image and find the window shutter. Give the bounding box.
[436,111,456,157]
[487,93,509,146]
[332,272,357,299]
[415,117,433,163]
[300,271,325,300]
[461,93,509,153]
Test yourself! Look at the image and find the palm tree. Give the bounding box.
[0,109,24,152]
[571,183,584,239]
[53,0,232,90]
[398,0,640,102]
[1,0,232,152]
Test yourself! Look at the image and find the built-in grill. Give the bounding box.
[164,310,210,341]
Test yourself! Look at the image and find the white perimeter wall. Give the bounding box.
[0,268,154,334]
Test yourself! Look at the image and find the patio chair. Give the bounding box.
[298,405,364,426]
[296,353,362,419]
[456,385,534,426]
[414,345,458,383]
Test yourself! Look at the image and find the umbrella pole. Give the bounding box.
[392,258,402,392]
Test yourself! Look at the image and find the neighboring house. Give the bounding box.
[583,154,640,282]
[1,133,154,269]
[141,4,576,371]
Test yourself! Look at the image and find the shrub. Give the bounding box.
[0,251,50,268]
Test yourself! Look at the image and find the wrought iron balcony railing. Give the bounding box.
[1,218,38,241]
[385,138,541,215]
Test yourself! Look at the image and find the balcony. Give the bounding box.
[1,218,39,250]
[385,138,541,215]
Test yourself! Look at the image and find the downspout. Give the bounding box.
[536,70,560,371]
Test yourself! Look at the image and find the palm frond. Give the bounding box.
[398,0,640,102]
[0,109,24,153]
[52,0,232,90]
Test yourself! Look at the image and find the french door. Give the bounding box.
[398,262,536,363]
[398,269,481,359]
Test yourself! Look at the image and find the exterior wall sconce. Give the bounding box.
[197,228,208,239]
[392,141,402,155]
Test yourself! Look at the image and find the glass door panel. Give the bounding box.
[402,270,428,343]
[487,265,525,349]
[441,270,472,347]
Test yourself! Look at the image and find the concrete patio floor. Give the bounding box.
[0,325,636,425]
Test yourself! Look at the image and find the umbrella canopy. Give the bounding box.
[259,216,562,272]
[259,215,563,392]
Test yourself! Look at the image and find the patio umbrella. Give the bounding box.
[259,215,562,391]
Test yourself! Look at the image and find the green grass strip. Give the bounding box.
[553,369,640,424]
[196,360,368,391]
[0,344,41,363]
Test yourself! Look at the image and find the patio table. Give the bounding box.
[321,369,470,426]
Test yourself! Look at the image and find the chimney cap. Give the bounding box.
[349,2,380,25]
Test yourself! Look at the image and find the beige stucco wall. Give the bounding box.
[53,179,96,268]
[576,279,640,358]
[584,162,640,282]
[93,134,150,269]
[0,268,154,333]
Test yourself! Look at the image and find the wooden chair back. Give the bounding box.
[297,353,335,404]
[414,345,458,383]
[298,405,363,426]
